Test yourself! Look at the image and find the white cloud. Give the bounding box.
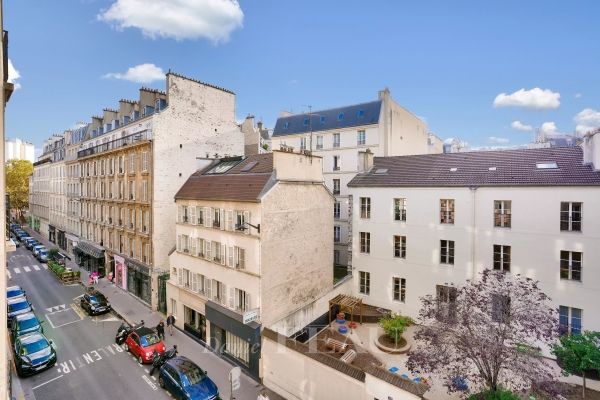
[540,121,559,136]
[510,120,533,132]
[574,93,582,99]
[574,108,600,135]
[103,63,165,83]
[8,59,21,90]
[98,0,244,43]
[488,136,510,144]
[493,87,560,110]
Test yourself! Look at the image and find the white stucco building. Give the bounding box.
[347,138,600,335]
[167,150,333,379]
[5,137,35,163]
[270,88,434,270]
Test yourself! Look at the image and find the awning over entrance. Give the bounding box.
[65,233,78,242]
[76,240,105,259]
[125,257,150,275]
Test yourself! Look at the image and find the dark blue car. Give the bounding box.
[159,356,219,400]
[7,285,25,299]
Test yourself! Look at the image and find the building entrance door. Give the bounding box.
[157,273,169,313]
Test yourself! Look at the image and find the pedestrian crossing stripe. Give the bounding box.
[33,265,40,271]
[14,268,20,274]
[43,264,48,269]
[23,266,31,272]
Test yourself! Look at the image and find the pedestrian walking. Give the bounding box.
[92,272,99,284]
[156,320,165,340]
[166,313,176,336]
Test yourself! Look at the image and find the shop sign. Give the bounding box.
[242,308,260,325]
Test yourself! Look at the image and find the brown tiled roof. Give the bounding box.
[175,153,274,202]
[349,147,600,188]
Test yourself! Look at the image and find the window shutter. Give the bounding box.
[190,237,197,256]
[228,246,234,267]
[177,235,181,252]
[191,273,198,292]
[228,287,235,309]
[245,293,250,311]
[177,268,183,286]
[205,207,212,227]
[196,206,202,224]
[190,207,196,225]
[212,280,218,301]
[205,277,212,299]
[226,210,233,231]
[205,241,211,260]
[221,244,226,265]
[243,211,251,235]
[220,209,225,230]
[177,205,182,223]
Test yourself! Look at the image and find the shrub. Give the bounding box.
[467,388,520,400]
[379,314,413,346]
[48,248,60,259]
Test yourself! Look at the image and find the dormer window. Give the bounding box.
[320,116,326,124]
[337,113,344,121]
[283,122,289,129]
[357,110,365,118]
[303,118,310,126]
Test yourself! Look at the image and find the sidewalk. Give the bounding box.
[21,225,285,400]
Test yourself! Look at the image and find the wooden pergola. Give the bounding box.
[328,294,364,325]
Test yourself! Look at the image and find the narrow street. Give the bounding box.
[7,246,171,400]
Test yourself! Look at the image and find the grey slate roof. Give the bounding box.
[272,101,381,137]
[348,147,600,187]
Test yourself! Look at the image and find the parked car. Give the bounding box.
[16,231,28,242]
[7,285,25,300]
[13,333,57,377]
[32,245,46,258]
[80,290,111,316]
[36,248,49,263]
[24,238,39,250]
[158,356,219,400]
[7,296,33,326]
[124,326,165,364]
[9,234,20,247]
[11,312,43,339]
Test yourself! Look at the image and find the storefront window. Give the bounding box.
[184,306,206,342]
[225,330,249,366]
[127,266,151,304]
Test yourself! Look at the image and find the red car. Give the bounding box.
[124,326,165,364]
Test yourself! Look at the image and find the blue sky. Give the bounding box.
[5,0,600,151]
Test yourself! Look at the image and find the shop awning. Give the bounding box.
[76,240,105,259]
[125,257,150,275]
[65,233,78,242]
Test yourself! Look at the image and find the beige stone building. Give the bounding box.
[69,72,244,309]
[167,151,333,378]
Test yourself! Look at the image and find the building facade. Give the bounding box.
[5,137,35,163]
[270,88,432,270]
[67,72,244,309]
[167,151,333,378]
[348,140,600,335]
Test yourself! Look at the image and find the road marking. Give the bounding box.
[23,266,31,272]
[14,267,20,274]
[33,265,40,271]
[43,264,48,269]
[6,270,11,279]
[32,374,64,390]
[151,375,156,381]
[142,375,158,391]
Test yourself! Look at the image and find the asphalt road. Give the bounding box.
[8,246,172,400]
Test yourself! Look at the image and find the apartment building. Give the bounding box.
[5,137,35,163]
[69,72,243,309]
[167,150,333,378]
[65,127,84,254]
[270,88,432,269]
[29,158,51,234]
[348,136,600,334]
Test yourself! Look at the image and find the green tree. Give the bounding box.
[552,331,600,399]
[379,314,413,347]
[5,159,33,219]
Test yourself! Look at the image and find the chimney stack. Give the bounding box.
[357,148,374,172]
[582,129,600,171]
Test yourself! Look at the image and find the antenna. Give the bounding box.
[301,104,313,152]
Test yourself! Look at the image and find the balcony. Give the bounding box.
[77,130,152,159]
[212,221,220,229]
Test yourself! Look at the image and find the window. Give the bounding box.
[337,113,344,121]
[334,202,340,219]
[234,288,249,312]
[225,330,250,366]
[359,271,370,295]
[360,232,370,254]
[493,245,511,272]
[394,236,406,259]
[334,250,340,265]
[494,200,511,228]
[394,198,407,221]
[142,152,149,171]
[170,299,177,316]
[333,155,340,171]
[393,278,406,302]
[197,207,204,225]
[213,280,225,304]
[333,179,340,195]
[234,247,245,269]
[333,133,340,148]
[360,197,371,219]
[492,294,511,323]
[142,181,148,202]
[440,199,455,224]
[129,153,136,172]
[436,285,457,320]
[357,130,366,145]
[213,241,223,262]
[560,202,582,232]
[560,251,582,281]
[118,156,124,174]
[559,306,582,335]
[334,226,341,243]
[213,208,221,228]
[316,135,323,150]
[440,240,455,264]
[129,181,135,200]
[300,137,307,151]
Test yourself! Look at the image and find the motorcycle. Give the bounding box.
[149,345,177,376]
[115,320,143,345]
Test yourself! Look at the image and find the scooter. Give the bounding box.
[149,345,178,376]
[115,320,144,345]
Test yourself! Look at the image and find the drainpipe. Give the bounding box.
[469,186,478,281]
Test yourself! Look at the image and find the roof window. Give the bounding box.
[374,168,388,174]
[205,160,240,174]
[488,167,497,171]
[320,116,326,124]
[337,113,344,121]
[450,167,458,172]
[357,110,365,118]
[303,118,310,126]
[536,162,558,169]
[241,161,258,172]
[283,122,289,129]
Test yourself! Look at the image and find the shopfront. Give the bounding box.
[74,240,105,277]
[48,225,56,243]
[65,233,78,258]
[57,229,67,251]
[125,258,151,305]
[184,305,206,342]
[205,301,261,380]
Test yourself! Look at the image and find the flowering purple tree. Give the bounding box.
[407,270,559,397]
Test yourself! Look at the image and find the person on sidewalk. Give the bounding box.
[156,320,165,340]
[166,313,176,336]
[92,272,99,284]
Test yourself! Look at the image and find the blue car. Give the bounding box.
[159,356,219,400]
[7,296,33,326]
[13,333,57,377]
[11,312,43,339]
[7,285,25,299]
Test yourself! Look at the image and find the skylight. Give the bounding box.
[205,160,240,174]
[536,162,558,169]
[337,113,344,121]
[374,168,388,174]
[450,167,458,172]
[488,167,497,171]
[241,161,258,172]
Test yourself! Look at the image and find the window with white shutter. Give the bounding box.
[190,207,196,225]
[204,207,212,227]
[228,287,235,309]
[190,237,197,256]
[243,211,250,235]
[142,152,148,171]
[205,241,211,260]
[197,206,204,225]
[220,209,225,230]
[205,277,212,299]
[226,210,233,231]
[221,244,226,265]
[228,246,234,267]
[191,273,198,292]
[177,268,183,286]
